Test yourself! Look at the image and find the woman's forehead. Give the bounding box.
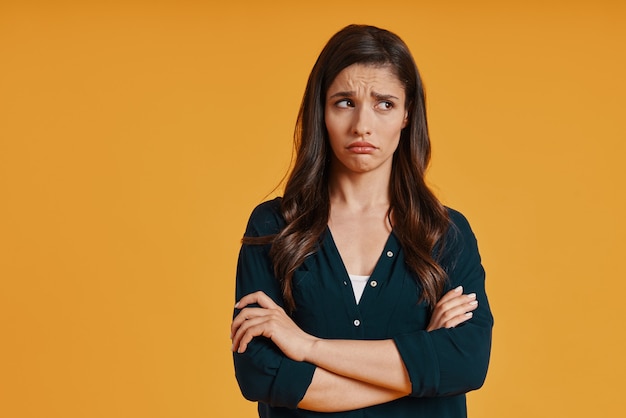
[327,64,404,94]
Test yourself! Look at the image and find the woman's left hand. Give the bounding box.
[231,291,318,361]
[426,286,478,331]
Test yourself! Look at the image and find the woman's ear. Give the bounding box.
[402,110,409,128]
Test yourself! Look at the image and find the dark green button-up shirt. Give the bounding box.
[234,198,493,417]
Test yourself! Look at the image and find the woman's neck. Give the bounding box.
[327,167,391,210]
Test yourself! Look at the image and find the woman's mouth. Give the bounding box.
[347,141,377,154]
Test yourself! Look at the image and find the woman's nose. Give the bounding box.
[352,106,372,136]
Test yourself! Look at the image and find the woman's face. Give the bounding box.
[325,63,408,177]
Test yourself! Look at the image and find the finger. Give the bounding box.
[442,312,474,329]
[231,307,272,338]
[428,296,478,331]
[231,314,271,353]
[434,289,471,314]
[235,291,280,310]
[439,300,479,328]
[442,298,479,328]
[435,292,476,314]
[437,286,463,305]
[233,308,288,354]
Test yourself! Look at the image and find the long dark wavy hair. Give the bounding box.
[245,24,450,313]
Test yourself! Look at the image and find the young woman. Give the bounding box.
[231,24,493,417]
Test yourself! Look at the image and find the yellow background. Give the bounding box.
[1,1,625,417]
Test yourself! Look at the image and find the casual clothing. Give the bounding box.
[233,197,493,417]
[348,274,370,304]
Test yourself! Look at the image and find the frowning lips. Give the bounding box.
[346,141,377,153]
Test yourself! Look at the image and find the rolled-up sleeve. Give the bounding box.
[393,209,494,397]
[232,201,317,408]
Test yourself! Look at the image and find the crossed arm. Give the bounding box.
[231,287,478,412]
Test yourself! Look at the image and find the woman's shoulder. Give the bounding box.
[445,206,473,234]
[244,197,285,237]
[442,206,480,254]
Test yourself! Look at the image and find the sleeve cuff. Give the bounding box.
[393,331,440,397]
[270,357,317,408]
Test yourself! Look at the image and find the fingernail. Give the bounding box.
[234,301,239,308]
[455,286,463,293]
[469,300,478,306]
[465,312,473,317]
[468,293,476,299]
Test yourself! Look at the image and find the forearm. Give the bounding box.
[298,366,407,412]
[303,338,412,393]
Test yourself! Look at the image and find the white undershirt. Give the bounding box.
[348,274,370,304]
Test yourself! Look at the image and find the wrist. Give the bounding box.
[303,336,322,364]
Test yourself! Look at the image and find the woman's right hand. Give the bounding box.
[427,286,478,331]
[231,291,318,362]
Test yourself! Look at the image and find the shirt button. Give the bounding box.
[343,281,347,286]
[370,280,378,287]
[386,250,394,257]
[353,319,361,327]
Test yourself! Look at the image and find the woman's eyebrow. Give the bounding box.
[328,91,400,100]
[328,91,354,99]
[372,92,400,101]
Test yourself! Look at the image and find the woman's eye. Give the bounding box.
[377,101,394,110]
[335,99,353,108]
